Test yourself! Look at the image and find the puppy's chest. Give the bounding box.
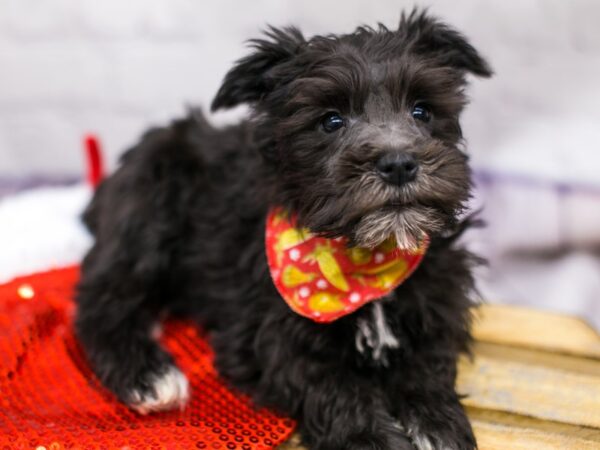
[354,301,401,366]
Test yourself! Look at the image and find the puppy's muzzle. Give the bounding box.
[375,152,418,186]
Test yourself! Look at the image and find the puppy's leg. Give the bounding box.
[75,124,200,413]
[297,378,414,450]
[402,392,474,450]
[390,351,476,450]
[76,245,189,414]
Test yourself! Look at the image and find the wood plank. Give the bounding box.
[472,304,600,359]
[457,342,600,429]
[467,407,600,450]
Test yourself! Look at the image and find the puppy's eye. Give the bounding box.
[412,103,432,123]
[321,112,345,133]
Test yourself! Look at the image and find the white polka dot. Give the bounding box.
[316,279,328,289]
[299,287,311,298]
[314,311,321,317]
[374,252,385,263]
[349,292,361,303]
[289,248,301,261]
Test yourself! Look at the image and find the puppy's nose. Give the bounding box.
[375,153,419,186]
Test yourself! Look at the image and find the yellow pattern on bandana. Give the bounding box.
[265,208,429,322]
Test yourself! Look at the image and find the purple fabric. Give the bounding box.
[0,176,81,199]
[473,169,600,196]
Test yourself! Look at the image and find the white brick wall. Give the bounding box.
[1,0,599,184]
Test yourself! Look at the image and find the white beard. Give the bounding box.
[353,207,442,250]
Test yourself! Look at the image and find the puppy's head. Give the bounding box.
[212,10,491,249]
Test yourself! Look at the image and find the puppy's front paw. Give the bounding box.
[306,426,413,450]
[343,429,413,450]
[407,427,475,450]
[409,432,437,450]
[128,365,190,415]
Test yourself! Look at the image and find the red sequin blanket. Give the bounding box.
[0,267,295,450]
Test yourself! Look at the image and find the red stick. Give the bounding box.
[83,134,104,188]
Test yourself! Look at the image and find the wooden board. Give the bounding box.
[280,304,600,449]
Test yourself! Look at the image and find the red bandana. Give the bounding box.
[265,208,428,323]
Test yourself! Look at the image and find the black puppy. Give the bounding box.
[76,10,491,450]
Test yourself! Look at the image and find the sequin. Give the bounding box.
[17,283,35,299]
[0,267,296,449]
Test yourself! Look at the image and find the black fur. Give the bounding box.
[76,10,490,450]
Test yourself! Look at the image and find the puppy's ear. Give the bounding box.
[401,9,492,77]
[211,26,305,111]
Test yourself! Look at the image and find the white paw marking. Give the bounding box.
[130,365,189,415]
[409,429,457,450]
[412,433,436,450]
